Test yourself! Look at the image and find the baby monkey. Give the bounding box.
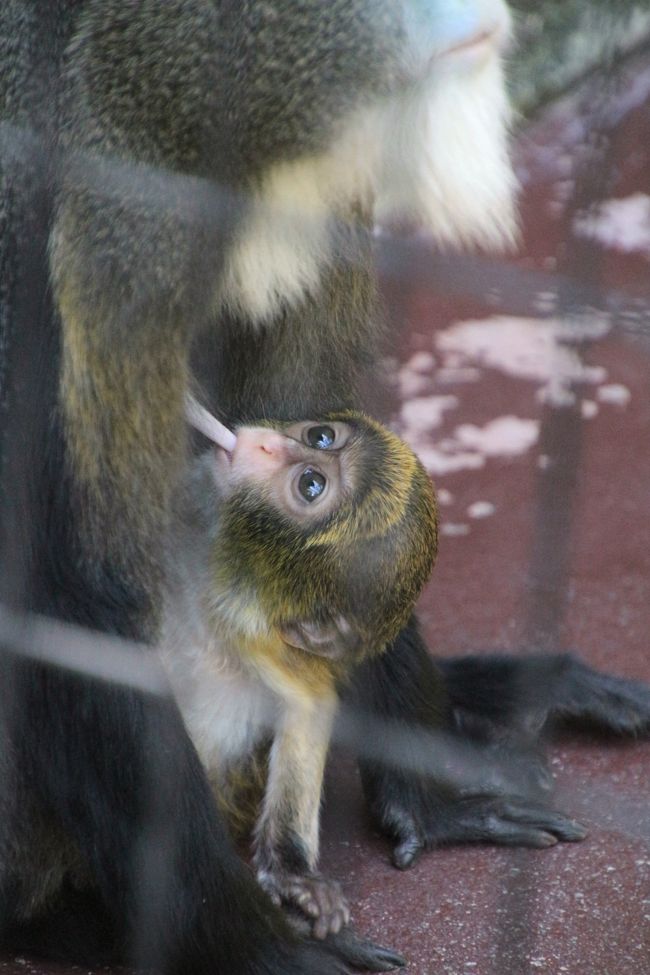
[161,403,438,938]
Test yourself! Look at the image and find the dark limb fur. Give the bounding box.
[192,249,381,427]
[348,622,643,869]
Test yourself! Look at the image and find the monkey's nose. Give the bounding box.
[258,431,291,457]
[233,428,296,473]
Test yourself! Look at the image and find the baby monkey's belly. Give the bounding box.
[173,650,279,839]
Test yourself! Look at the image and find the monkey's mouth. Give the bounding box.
[435,25,503,66]
[396,23,503,89]
[211,424,237,454]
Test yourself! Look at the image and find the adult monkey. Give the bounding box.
[2,0,650,973]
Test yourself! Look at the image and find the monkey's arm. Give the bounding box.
[348,619,587,870]
[255,694,350,940]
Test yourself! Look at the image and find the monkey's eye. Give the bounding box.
[306,425,336,450]
[298,468,327,502]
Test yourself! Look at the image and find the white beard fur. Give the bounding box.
[372,54,518,250]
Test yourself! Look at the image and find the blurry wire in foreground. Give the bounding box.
[0,608,168,696]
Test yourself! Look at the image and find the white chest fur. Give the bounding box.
[169,643,278,775]
[160,543,279,776]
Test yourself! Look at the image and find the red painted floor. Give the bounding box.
[3,44,650,975]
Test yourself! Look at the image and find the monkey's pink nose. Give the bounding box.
[231,428,297,476]
[259,432,289,456]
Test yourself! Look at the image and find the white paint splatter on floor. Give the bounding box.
[400,395,458,432]
[440,523,470,537]
[453,417,540,457]
[597,383,631,406]
[467,501,496,519]
[435,315,609,401]
[574,193,650,255]
[395,313,630,498]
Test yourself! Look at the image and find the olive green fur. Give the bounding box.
[214,411,438,656]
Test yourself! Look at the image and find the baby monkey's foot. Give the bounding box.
[259,869,350,939]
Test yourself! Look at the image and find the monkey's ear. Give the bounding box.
[279,616,362,660]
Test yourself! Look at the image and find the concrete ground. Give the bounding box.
[3,41,650,975]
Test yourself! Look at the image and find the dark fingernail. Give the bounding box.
[377,949,407,969]
[565,820,588,841]
[393,844,420,870]
[537,833,558,847]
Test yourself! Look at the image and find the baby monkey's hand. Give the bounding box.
[259,868,350,939]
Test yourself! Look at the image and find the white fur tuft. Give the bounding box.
[219,47,518,324]
[220,161,334,325]
[373,55,519,249]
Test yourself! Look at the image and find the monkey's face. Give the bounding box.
[214,420,358,524]
[211,413,438,664]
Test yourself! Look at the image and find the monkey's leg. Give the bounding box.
[1,648,409,975]
[349,619,586,870]
[439,652,650,737]
[255,695,350,940]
